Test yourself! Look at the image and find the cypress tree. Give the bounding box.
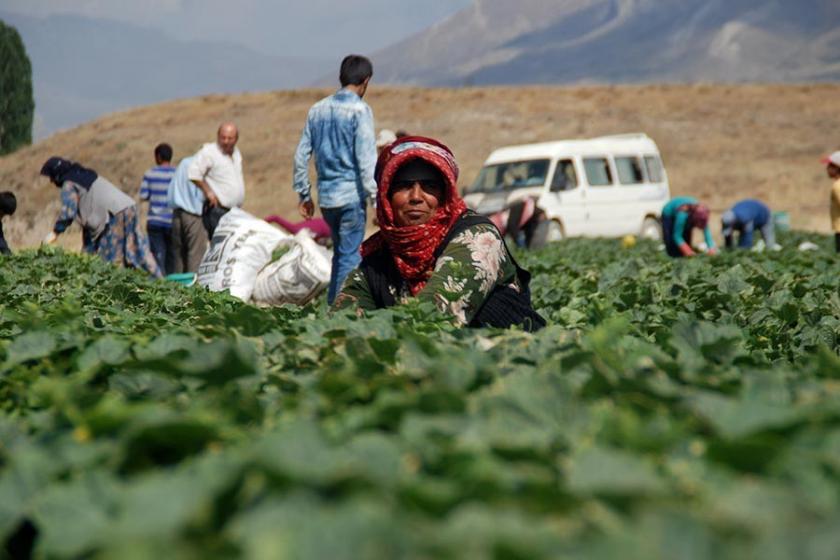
[0,20,34,155]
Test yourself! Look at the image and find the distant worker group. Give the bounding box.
[660,196,782,258]
[660,157,840,257]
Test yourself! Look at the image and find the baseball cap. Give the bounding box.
[721,209,736,237]
[821,151,840,166]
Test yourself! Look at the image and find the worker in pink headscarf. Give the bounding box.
[660,196,717,257]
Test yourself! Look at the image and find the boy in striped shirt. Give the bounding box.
[139,143,176,274]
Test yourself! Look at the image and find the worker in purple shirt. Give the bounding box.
[721,199,777,250]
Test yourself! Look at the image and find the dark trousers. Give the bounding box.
[171,209,207,273]
[662,215,679,257]
[202,202,230,239]
[662,215,695,258]
[835,233,840,253]
[146,224,172,275]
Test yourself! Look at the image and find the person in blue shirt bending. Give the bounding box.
[721,199,777,250]
[661,196,717,257]
[293,55,377,304]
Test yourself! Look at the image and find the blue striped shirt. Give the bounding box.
[139,164,176,228]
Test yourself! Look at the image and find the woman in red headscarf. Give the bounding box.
[333,136,544,331]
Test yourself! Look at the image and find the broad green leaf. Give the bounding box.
[688,392,804,439]
[566,446,667,495]
[2,331,57,368]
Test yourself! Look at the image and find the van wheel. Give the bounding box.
[529,220,564,249]
[640,217,661,240]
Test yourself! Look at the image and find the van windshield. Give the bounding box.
[466,159,551,194]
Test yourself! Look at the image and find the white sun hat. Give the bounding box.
[376,129,397,149]
[821,151,840,166]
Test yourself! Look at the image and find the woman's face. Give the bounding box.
[389,178,444,227]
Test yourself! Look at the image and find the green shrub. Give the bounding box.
[0,20,34,155]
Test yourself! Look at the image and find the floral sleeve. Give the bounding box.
[417,224,517,326]
[54,182,80,234]
[332,268,378,314]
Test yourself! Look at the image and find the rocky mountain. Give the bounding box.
[372,0,840,85]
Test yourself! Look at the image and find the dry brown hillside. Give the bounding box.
[2,84,838,249]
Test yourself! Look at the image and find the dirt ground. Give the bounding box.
[1,84,838,250]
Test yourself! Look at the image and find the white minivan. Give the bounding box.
[463,133,670,245]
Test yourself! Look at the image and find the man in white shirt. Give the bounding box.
[189,122,245,237]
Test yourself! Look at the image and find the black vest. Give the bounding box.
[360,212,546,332]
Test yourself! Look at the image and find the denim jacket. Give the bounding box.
[293,88,377,209]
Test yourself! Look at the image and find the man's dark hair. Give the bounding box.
[0,191,17,215]
[340,55,373,87]
[154,143,173,162]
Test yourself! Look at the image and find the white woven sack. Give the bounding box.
[251,231,332,306]
[196,208,291,301]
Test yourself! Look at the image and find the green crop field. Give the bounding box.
[3,233,840,559]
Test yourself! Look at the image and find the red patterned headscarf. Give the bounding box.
[361,136,467,295]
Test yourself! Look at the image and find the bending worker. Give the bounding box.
[0,191,16,255]
[661,196,716,257]
[40,157,162,277]
[721,199,777,250]
[332,136,545,331]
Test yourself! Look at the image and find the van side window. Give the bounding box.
[583,157,613,187]
[467,159,551,194]
[550,159,578,191]
[615,156,644,185]
[501,160,550,190]
[644,155,663,183]
[468,166,501,194]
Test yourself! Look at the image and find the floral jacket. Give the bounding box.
[333,223,520,326]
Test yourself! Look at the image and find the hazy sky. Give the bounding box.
[1,0,474,58]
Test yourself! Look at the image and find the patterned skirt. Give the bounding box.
[88,206,162,278]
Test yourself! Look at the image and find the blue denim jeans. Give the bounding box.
[146,224,172,275]
[321,203,366,304]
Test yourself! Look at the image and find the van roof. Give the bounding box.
[484,133,661,164]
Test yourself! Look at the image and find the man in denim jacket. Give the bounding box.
[293,55,377,304]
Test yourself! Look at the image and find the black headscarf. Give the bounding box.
[40,157,98,190]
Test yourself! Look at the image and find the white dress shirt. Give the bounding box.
[188,142,245,209]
